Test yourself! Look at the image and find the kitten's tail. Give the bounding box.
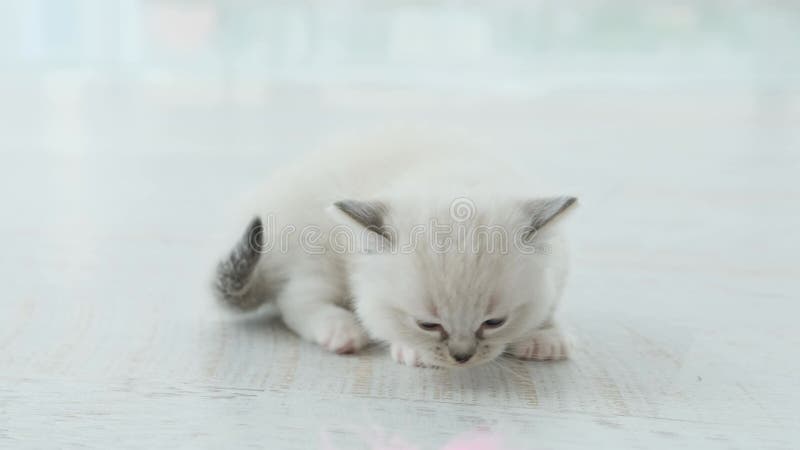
[212,217,267,311]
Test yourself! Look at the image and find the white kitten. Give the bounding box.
[213,133,576,367]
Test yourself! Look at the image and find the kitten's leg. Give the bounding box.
[276,276,369,354]
[508,322,572,361]
[390,343,425,367]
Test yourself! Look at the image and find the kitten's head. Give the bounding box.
[328,195,576,368]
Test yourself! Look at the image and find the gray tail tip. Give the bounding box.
[212,216,266,310]
[246,216,265,251]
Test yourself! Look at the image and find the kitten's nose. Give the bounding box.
[451,351,473,364]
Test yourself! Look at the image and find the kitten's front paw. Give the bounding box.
[509,327,572,361]
[315,313,369,354]
[390,343,426,367]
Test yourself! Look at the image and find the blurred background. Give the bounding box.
[1,1,799,449]
[1,0,798,155]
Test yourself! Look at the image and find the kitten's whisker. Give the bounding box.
[491,358,529,383]
[490,360,520,382]
[500,357,532,382]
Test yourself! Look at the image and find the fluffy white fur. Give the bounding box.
[214,132,576,368]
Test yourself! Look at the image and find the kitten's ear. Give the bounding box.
[327,200,393,251]
[523,196,577,237]
[331,200,388,235]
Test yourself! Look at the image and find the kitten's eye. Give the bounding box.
[482,318,506,329]
[417,321,442,332]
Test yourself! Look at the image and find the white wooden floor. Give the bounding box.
[1,2,799,449]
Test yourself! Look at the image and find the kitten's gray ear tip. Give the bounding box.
[332,199,365,211]
[564,196,578,207]
[332,199,387,213]
[325,201,348,219]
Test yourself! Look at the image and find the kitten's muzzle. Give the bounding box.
[451,351,474,364]
[448,336,477,364]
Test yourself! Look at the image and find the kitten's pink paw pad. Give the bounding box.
[390,343,425,367]
[316,316,368,354]
[510,329,572,361]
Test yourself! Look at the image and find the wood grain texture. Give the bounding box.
[1,2,800,448]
